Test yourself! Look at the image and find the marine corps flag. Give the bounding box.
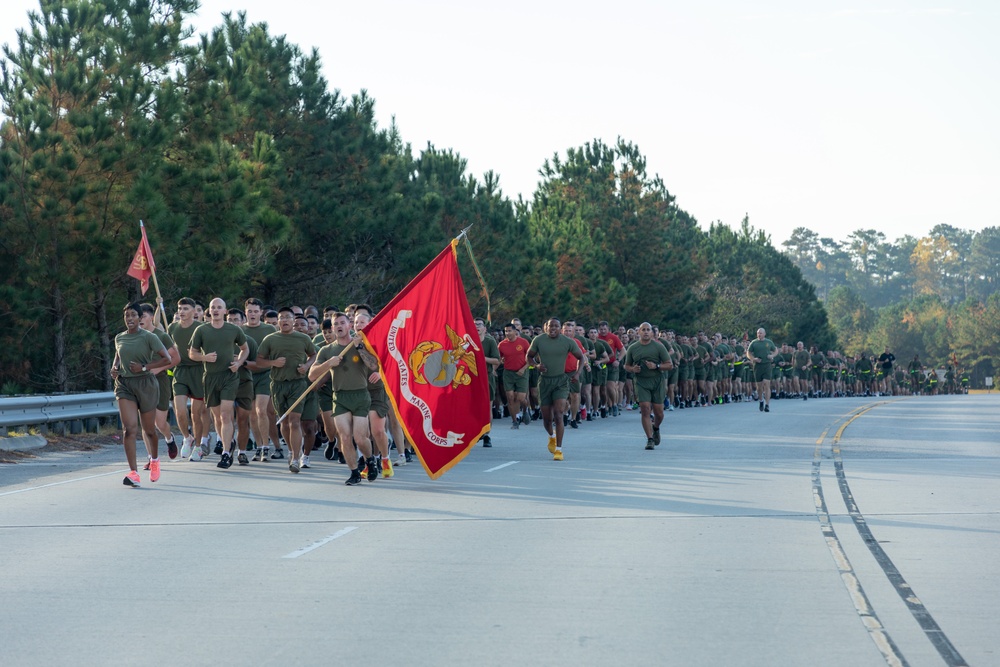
[126,222,156,295]
[359,240,491,479]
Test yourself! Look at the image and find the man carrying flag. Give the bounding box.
[358,239,491,479]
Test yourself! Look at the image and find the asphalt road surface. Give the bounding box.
[1,394,997,667]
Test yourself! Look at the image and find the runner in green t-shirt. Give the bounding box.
[746,328,777,412]
[527,318,584,461]
[189,298,249,469]
[624,322,672,450]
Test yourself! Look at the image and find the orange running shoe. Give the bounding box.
[149,459,161,482]
[381,458,394,478]
[123,471,141,488]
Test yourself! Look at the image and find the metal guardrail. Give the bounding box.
[0,392,118,436]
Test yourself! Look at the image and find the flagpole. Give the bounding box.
[456,224,491,326]
[275,339,359,425]
[138,221,169,327]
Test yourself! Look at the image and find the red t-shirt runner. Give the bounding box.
[498,336,530,371]
[599,332,624,363]
[565,338,586,373]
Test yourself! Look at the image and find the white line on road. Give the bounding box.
[0,469,129,497]
[484,461,519,473]
[282,526,358,559]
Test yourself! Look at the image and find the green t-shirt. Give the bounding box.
[592,338,612,368]
[747,338,777,364]
[167,321,202,366]
[190,322,248,374]
[317,341,369,392]
[481,335,500,384]
[624,340,671,380]
[856,358,873,374]
[257,331,317,383]
[115,328,167,378]
[241,323,277,347]
[527,334,581,378]
[793,349,811,370]
[810,352,826,368]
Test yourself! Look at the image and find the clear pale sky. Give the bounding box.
[2,1,998,245]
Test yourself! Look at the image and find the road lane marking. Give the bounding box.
[812,435,908,667]
[282,526,358,559]
[830,404,969,667]
[0,469,129,497]
[484,461,519,473]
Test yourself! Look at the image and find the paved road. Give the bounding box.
[1,394,996,666]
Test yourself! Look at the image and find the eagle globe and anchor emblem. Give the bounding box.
[408,325,480,389]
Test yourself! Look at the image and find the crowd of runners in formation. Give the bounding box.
[110,296,972,489]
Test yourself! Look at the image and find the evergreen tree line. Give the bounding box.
[0,1,831,394]
[782,226,999,385]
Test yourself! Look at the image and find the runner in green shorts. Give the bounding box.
[527,318,583,460]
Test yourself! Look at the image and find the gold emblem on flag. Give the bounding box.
[409,325,479,389]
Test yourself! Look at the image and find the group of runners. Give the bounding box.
[111,298,970,488]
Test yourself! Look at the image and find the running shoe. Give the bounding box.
[482,435,492,448]
[289,459,300,474]
[237,452,250,466]
[553,449,563,461]
[366,457,379,482]
[652,427,661,445]
[166,438,178,460]
[123,470,141,488]
[395,454,406,467]
[345,469,362,485]
[214,441,224,456]
[645,438,655,450]
[179,437,193,459]
[217,452,232,469]
[382,458,394,478]
[189,447,202,462]
[200,442,210,457]
[511,422,519,430]
[522,411,530,425]
[358,457,367,476]
[547,435,557,454]
[143,456,151,471]
[759,401,764,412]
[764,405,770,413]
[150,459,161,482]
[270,448,285,460]
[300,455,311,469]
[404,450,413,463]
[336,449,345,464]
[324,439,336,460]
[569,419,578,429]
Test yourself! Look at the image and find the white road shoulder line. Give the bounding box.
[282,526,358,559]
[0,469,129,497]
[484,461,519,473]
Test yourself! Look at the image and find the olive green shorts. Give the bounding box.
[503,369,528,394]
[155,372,172,412]
[538,374,570,406]
[235,376,254,411]
[204,371,239,408]
[368,384,389,418]
[115,374,160,414]
[172,364,204,399]
[252,371,271,396]
[753,363,773,383]
[333,388,371,417]
[301,388,319,421]
[271,378,308,416]
[634,376,666,404]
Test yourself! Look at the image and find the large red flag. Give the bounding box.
[126,223,156,295]
[359,240,491,479]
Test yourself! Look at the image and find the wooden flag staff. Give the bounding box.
[275,338,359,425]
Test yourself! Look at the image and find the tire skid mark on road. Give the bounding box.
[831,404,970,667]
[813,404,909,667]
